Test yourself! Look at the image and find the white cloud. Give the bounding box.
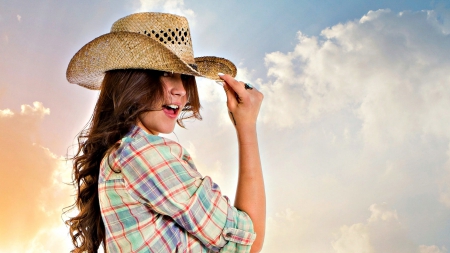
[332,223,373,253]
[0,108,13,117]
[260,9,450,144]
[0,102,73,252]
[137,0,195,22]
[419,245,448,253]
[263,208,313,253]
[184,141,225,184]
[367,202,398,223]
[439,143,450,208]
[332,203,415,253]
[252,8,450,252]
[427,4,450,34]
[275,208,299,222]
[21,101,50,117]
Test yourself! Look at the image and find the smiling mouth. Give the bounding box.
[162,104,180,116]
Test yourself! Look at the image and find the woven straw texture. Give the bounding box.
[66,12,237,90]
[112,13,195,65]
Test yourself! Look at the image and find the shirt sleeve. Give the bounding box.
[118,135,256,252]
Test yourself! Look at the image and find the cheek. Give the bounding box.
[139,112,155,125]
[137,113,146,123]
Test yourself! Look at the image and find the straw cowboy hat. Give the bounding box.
[66,12,237,90]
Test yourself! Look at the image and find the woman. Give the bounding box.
[65,12,265,253]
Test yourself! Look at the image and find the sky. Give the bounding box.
[1,0,450,252]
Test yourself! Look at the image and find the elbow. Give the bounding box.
[250,247,262,253]
[250,248,262,253]
[250,240,264,253]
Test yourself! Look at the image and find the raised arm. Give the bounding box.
[220,73,266,253]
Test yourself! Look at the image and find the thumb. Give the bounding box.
[223,83,236,106]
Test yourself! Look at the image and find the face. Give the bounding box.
[137,72,188,135]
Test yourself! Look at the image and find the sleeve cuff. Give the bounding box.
[223,227,256,245]
[219,199,256,252]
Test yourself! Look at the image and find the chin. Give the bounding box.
[159,125,176,134]
[160,130,174,134]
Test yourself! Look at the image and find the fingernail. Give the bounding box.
[218,72,225,76]
[215,81,224,86]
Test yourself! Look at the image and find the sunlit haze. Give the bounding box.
[1,0,450,252]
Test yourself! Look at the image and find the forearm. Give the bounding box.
[234,124,266,253]
[218,73,265,252]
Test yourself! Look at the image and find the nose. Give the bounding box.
[169,74,186,97]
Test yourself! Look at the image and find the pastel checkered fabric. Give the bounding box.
[98,125,256,252]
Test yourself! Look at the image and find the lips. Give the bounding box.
[162,104,180,118]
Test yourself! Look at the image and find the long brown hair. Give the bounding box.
[65,69,201,253]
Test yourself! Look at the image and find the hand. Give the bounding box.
[219,74,264,130]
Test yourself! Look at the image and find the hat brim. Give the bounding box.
[67,32,237,90]
[195,56,237,81]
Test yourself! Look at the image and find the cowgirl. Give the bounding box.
[65,12,265,253]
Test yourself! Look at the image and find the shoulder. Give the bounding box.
[111,125,200,183]
[117,125,192,166]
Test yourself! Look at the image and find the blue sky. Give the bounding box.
[1,0,450,252]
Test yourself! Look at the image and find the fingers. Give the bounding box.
[223,82,237,106]
[219,73,247,95]
[219,73,254,106]
[219,73,264,128]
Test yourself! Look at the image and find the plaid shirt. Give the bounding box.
[98,125,256,252]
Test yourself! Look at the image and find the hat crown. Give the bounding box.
[67,12,237,90]
[111,12,195,65]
